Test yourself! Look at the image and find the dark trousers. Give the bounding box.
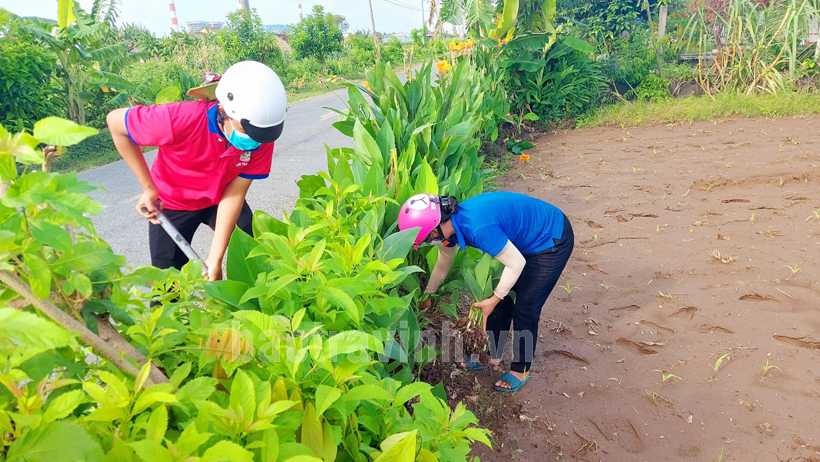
[148,201,254,270]
[486,215,574,373]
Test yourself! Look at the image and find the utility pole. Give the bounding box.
[420,0,425,29]
[239,0,250,11]
[368,0,382,60]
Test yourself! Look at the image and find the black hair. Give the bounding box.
[438,195,458,222]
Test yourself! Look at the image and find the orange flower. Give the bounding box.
[363,80,372,92]
[436,60,452,73]
[519,154,531,162]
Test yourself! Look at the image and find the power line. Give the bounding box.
[376,0,421,11]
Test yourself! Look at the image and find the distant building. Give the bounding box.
[264,24,290,34]
[186,21,224,33]
[391,33,413,43]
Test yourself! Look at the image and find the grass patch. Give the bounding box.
[52,128,122,173]
[578,91,820,128]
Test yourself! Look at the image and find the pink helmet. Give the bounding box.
[398,193,442,249]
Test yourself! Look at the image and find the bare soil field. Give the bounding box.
[461,116,820,461]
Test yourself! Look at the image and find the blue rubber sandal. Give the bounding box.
[462,355,484,371]
[495,371,530,393]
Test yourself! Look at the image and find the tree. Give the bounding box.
[0,39,64,132]
[219,8,283,68]
[289,5,345,63]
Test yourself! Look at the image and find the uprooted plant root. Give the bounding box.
[452,307,491,364]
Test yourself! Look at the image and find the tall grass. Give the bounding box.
[682,0,819,95]
[577,91,820,128]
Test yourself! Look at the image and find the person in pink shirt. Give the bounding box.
[106,61,287,281]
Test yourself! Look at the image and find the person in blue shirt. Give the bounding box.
[398,191,574,392]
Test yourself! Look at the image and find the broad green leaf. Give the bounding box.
[24,254,51,299]
[393,382,431,408]
[57,0,76,28]
[560,35,596,54]
[226,226,265,286]
[29,220,73,252]
[398,309,420,354]
[376,228,418,261]
[412,160,438,196]
[0,153,16,180]
[63,273,92,298]
[155,86,181,104]
[375,430,416,462]
[281,456,323,462]
[252,210,288,237]
[353,119,383,170]
[33,117,98,147]
[133,392,178,415]
[314,385,342,416]
[0,308,74,366]
[229,370,256,428]
[416,449,438,462]
[201,441,254,462]
[327,331,383,357]
[344,385,392,403]
[204,280,258,311]
[321,287,360,327]
[98,371,130,401]
[260,428,279,462]
[7,421,104,462]
[176,377,217,402]
[145,405,168,443]
[475,254,492,289]
[42,390,87,424]
[300,403,323,458]
[168,363,191,388]
[322,421,337,462]
[173,424,212,459]
[523,112,539,121]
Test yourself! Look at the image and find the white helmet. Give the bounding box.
[215,61,287,143]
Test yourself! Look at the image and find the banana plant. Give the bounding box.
[13,0,131,124]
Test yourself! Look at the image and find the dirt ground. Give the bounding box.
[461,116,820,461]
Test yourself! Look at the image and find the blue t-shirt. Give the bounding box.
[450,192,565,256]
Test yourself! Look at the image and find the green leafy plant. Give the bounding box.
[761,359,782,378]
[712,352,731,372]
[1,113,493,461]
[13,0,130,124]
[653,369,683,383]
[290,5,345,64]
[630,73,672,101]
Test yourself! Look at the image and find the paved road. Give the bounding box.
[81,88,352,269]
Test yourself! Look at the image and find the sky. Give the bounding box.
[0,0,432,35]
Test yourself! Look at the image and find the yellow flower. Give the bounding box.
[363,80,372,92]
[519,153,531,162]
[436,60,452,73]
[467,38,475,47]
[449,41,458,51]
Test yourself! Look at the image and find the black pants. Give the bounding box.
[148,201,254,270]
[486,214,574,373]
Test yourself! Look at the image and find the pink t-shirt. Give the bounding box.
[125,100,273,211]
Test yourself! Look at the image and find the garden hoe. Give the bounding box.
[140,204,207,275]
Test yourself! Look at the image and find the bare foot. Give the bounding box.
[495,370,528,390]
